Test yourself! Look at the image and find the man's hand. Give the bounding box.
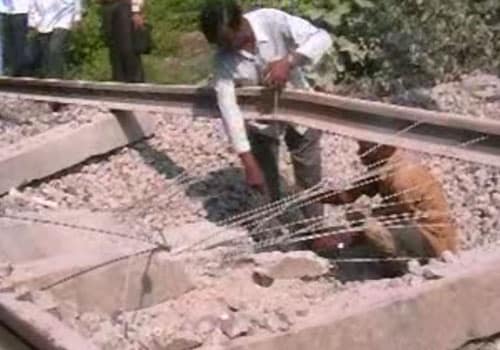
[311,233,357,252]
[346,210,367,227]
[132,13,145,29]
[322,190,357,206]
[263,56,292,88]
[72,20,82,31]
[240,152,266,194]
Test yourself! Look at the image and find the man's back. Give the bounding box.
[373,151,458,254]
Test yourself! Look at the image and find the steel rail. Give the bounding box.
[0,77,499,166]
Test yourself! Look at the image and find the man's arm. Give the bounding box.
[131,0,145,28]
[73,0,82,26]
[318,178,379,206]
[284,11,332,67]
[27,0,39,28]
[214,78,252,152]
[214,60,265,191]
[264,10,332,86]
[131,0,144,13]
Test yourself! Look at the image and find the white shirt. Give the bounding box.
[0,0,31,14]
[0,0,9,13]
[214,8,332,154]
[28,0,81,33]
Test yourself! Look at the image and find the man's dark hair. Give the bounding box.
[199,0,243,44]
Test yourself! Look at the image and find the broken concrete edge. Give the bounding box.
[0,293,100,350]
[0,111,157,195]
[227,252,500,350]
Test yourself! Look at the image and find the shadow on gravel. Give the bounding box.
[113,110,185,179]
[185,167,256,223]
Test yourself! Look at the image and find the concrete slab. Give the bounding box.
[0,293,99,350]
[49,250,194,313]
[0,325,31,350]
[1,210,194,313]
[0,210,143,262]
[226,250,500,350]
[0,112,156,195]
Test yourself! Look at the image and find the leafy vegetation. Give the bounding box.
[66,0,500,93]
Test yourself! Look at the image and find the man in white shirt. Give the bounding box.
[99,0,146,82]
[200,0,332,235]
[29,0,82,78]
[1,0,31,76]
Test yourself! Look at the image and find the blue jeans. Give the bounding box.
[1,13,28,76]
[38,28,69,78]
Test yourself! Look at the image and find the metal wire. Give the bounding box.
[40,247,156,291]
[0,213,158,246]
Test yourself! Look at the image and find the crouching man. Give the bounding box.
[313,141,458,261]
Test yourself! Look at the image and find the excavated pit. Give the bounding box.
[2,210,500,350]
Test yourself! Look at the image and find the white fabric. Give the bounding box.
[131,0,144,12]
[0,0,9,13]
[28,0,81,33]
[0,0,31,14]
[214,8,332,154]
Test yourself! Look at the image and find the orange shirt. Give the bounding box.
[347,151,458,255]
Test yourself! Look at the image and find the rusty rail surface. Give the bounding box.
[0,77,499,166]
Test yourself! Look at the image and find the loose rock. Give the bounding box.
[441,250,459,264]
[152,329,202,350]
[252,251,331,283]
[422,266,445,280]
[261,311,291,333]
[219,313,252,339]
[0,261,13,278]
[407,259,423,276]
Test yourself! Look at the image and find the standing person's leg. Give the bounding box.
[248,128,281,203]
[24,29,43,76]
[285,126,324,221]
[113,1,144,82]
[3,14,12,75]
[9,14,28,76]
[101,2,125,81]
[38,32,50,78]
[247,126,288,247]
[46,28,69,78]
[0,14,4,75]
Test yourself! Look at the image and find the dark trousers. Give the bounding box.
[101,1,144,82]
[36,29,69,78]
[249,124,324,223]
[1,13,28,76]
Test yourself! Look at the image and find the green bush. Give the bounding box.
[244,0,500,93]
[340,0,500,93]
[66,0,500,90]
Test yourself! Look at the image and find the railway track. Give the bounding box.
[0,77,499,350]
[0,77,499,166]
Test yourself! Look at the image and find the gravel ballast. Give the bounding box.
[0,73,499,349]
